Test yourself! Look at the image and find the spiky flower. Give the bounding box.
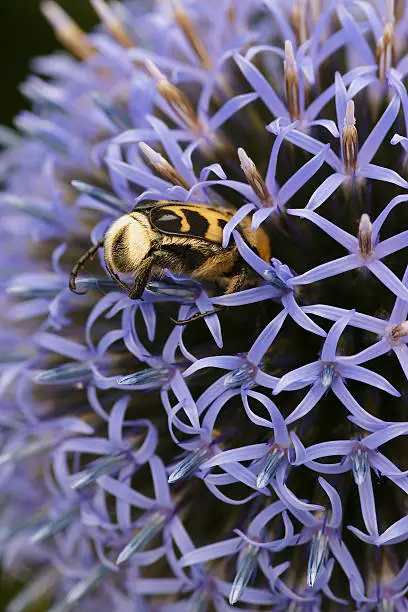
[1,0,408,610]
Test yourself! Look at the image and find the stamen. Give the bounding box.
[14,115,71,155]
[358,214,373,257]
[0,515,43,547]
[145,60,201,132]
[224,362,255,388]
[116,510,168,564]
[170,0,212,70]
[0,348,33,364]
[7,568,58,612]
[237,148,272,206]
[0,437,57,467]
[378,598,394,612]
[118,366,172,389]
[377,2,395,83]
[256,445,286,489]
[342,100,358,174]
[395,0,404,22]
[389,320,408,341]
[40,2,94,60]
[71,451,130,490]
[263,269,289,291]
[190,589,211,612]
[71,180,124,212]
[139,142,190,189]
[229,543,259,605]
[284,40,300,120]
[7,278,63,300]
[75,277,119,292]
[92,93,132,130]
[0,195,56,224]
[292,0,308,46]
[310,0,322,25]
[35,362,93,384]
[168,446,210,483]
[320,364,335,389]
[48,565,110,612]
[30,507,80,543]
[90,0,134,48]
[307,528,328,586]
[350,446,369,485]
[145,280,199,301]
[227,1,236,24]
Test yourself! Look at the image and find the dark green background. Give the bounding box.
[0,0,98,126]
[0,3,97,607]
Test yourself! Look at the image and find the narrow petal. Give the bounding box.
[358,96,400,166]
[247,310,288,364]
[338,363,400,395]
[281,292,327,337]
[208,93,259,132]
[375,230,408,259]
[289,254,359,286]
[273,362,321,394]
[234,54,288,118]
[285,382,326,424]
[277,146,329,207]
[357,469,379,537]
[331,378,389,431]
[371,194,408,241]
[376,515,408,546]
[287,208,357,251]
[321,310,354,361]
[183,356,243,377]
[222,204,255,248]
[367,260,408,300]
[358,163,408,188]
[319,477,343,529]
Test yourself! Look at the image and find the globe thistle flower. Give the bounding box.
[2,0,408,610]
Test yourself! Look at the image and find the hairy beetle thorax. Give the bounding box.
[104,212,156,274]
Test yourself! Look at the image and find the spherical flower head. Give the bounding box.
[1,1,408,610]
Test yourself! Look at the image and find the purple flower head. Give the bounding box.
[2,0,408,610]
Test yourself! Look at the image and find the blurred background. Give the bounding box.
[0,0,98,126]
[0,3,98,607]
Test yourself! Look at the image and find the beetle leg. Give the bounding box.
[69,239,104,294]
[171,265,248,325]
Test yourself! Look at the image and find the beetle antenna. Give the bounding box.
[170,305,225,326]
[69,239,104,294]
